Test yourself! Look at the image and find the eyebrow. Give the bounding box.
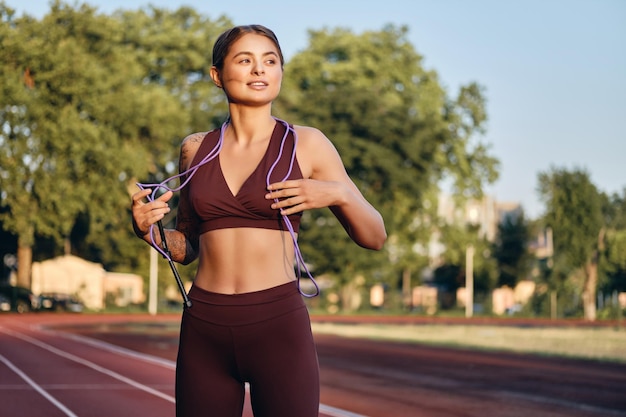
[232,51,279,60]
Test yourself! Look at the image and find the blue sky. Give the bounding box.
[5,0,626,219]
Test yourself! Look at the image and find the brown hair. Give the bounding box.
[212,25,285,70]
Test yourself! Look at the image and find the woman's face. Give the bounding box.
[212,33,283,105]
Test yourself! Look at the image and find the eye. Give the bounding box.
[239,58,251,64]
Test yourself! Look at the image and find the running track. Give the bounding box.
[2,313,626,417]
[0,314,358,417]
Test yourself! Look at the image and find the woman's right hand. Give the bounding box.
[131,188,173,240]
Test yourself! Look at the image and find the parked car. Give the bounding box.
[0,294,11,312]
[0,285,40,313]
[38,293,84,313]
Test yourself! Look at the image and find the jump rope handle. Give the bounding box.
[156,219,193,309]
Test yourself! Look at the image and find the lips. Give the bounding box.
[248,81,268,87]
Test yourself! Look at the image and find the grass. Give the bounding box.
[57,312,626,364]
[311,322,626,363]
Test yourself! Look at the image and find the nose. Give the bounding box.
[252,62,265,75]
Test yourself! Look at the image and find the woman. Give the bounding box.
[131,24,386,417]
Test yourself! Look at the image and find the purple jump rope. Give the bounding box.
[137,118,319,307]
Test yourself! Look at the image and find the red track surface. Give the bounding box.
[1,313,625,417]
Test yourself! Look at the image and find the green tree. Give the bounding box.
[0,2,193,287]
[0,3,38,286]
[433,221,497,309]
[114,6,230,133]
[599,189,626,296]
[538,167,604,320]
[277,25,499,306]
[603,230,626,292]
[492,212,531,288]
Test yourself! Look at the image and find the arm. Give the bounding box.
[265,126,387,250]
[131,133,203,264]
[170,136,201,264]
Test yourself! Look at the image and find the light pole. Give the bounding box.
[465,205,479,319]
[149,247,158,315]
[465,245,474,318]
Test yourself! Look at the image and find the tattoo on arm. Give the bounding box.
[161,132,204,264]
[164,229,197,264]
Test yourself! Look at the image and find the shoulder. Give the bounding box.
[181,131,209,147]
[292,125,336,151]
[179,131,211,171]
[292,125,345,179]
[292,124,324,138]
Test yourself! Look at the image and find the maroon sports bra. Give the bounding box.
[188,121,303,234]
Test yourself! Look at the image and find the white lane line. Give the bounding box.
[0,327,175,403]
[0,353,78,417]
[0,383,173,390]
[319,404,368,417]
[49,330,175,369]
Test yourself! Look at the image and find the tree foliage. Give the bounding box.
[276,25,499,295]
[0,1,230,288]
[492,213,531,288]
[599,189,626,294]
[433,222,497,300]
[538,167,603,271]
[537,166,604,320]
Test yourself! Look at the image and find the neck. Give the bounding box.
[226,105,276,144]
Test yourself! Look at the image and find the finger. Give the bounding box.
[271,196,303,210]
[270,199,285,209]
[276,202,305,216]
[132,189,152,205]
[147,208,169,223]
[267,179,300,191]
[266,187,301,201]
[266,181,284,191]
[265,189,284,200]
[139,206,170,230]
[138,190,172,211]
[156,190,174,202]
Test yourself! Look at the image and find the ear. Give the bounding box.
[210,66,222,88]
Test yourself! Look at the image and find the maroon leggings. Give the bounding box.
[175,281,320,417]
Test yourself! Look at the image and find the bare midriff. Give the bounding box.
[193,227,297,294]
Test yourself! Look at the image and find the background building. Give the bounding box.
[28,255,144,310]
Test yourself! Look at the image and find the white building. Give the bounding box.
[30,255,145,310]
